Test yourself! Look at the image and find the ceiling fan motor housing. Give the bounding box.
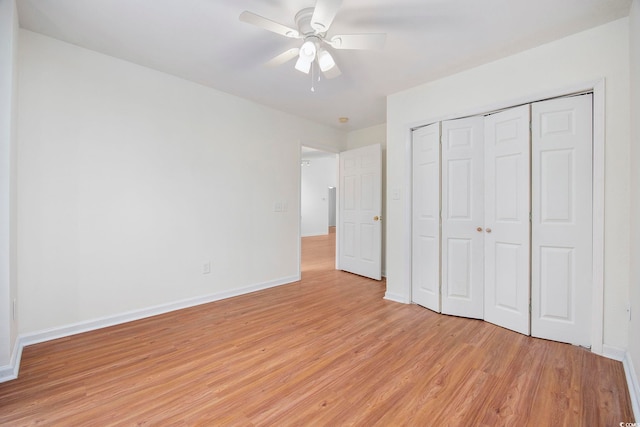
[295,8,323,36]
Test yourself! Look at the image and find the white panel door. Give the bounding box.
[484,105,531,335]
[441,117,484,319]
[531,94,593,347]
[338,144,382,280]
[412,123,441,311]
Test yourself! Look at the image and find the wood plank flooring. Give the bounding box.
[0,230,634,425]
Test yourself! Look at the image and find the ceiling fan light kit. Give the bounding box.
[300,39,317,61]
[317,48,335,72]
[295,55,312,74]
[239,0,386,86]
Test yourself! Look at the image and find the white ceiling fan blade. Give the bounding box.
[265,48,300,67]
[329,34,386,50]
[322,62,341,79]
[239,11,300,38]
[310,0,343,33]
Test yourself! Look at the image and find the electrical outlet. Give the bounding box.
[202,262,211,275]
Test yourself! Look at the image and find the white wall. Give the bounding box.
[628,0,640,417]
[386,19,631,350]
[346,124,387,275]
[0,0,19,372]
[17,30,346,335]
[346,124,386,151]
[301,155,337,237]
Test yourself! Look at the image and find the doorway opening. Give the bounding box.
[300,147,338,237]
[300,143,383,281]
[300,146,339,274]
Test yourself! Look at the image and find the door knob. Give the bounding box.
[486,228,492,233]
[373,216,381,221]
[476,227,483,232]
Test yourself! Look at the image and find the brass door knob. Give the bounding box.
[374,216,381,221]
[486,228,492,233]
[477,227,483,232]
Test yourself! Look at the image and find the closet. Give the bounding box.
[411,94,593,347]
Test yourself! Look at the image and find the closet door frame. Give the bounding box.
[407,80,605,355]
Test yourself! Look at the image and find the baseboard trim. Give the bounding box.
[0,274,300,383]
[384,291,409,304]
[0,338,22,383]
[623,351,640,422]
[603,344,627,361]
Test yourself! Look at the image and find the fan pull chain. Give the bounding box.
[310,61,316,92]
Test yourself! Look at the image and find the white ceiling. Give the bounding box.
[17,0,632,131]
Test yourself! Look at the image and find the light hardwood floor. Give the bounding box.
[0,230,634,425]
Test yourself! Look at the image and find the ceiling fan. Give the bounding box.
[239,0,386,81]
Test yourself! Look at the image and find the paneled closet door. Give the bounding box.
[483,105,531,335]
[441,117,484,319]
[531,94,593,347]
[412,123,441,312]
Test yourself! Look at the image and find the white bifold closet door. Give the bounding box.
[531,94,593,347]
[483,105,531,335]
[411,94,593,346]
[441,117,485,319]
[412,123,441,312]
[439,108,530,329]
